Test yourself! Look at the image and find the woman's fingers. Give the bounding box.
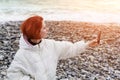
[89,40,98,47]
[88,31,101,47]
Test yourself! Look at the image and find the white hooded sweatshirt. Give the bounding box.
[6,35,89,80]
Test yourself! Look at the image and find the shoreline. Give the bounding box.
[1,11,120,24]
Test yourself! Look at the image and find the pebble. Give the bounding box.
[0,55,4,60]
[1,21,120,80]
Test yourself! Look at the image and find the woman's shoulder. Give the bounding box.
[43,38,55,42]
[42,39,56,47]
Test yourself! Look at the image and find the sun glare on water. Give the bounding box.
[54,0,120,13]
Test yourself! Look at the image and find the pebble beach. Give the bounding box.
[0,21,120,80]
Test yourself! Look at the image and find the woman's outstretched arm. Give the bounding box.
[54,31,101,60]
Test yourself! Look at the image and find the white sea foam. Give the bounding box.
[0,12,120,24]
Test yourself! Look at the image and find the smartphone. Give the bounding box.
[97,31,101,44]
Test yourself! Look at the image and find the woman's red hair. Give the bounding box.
[20,16,43,39]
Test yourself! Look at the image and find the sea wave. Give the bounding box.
[0,11,120,24]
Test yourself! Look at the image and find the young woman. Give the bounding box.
[6,16,100,80]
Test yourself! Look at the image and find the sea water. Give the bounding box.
[0,0,120,23]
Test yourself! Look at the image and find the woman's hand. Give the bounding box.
[88,31,101,48]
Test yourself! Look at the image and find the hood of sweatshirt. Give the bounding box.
[19,34,45,50]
